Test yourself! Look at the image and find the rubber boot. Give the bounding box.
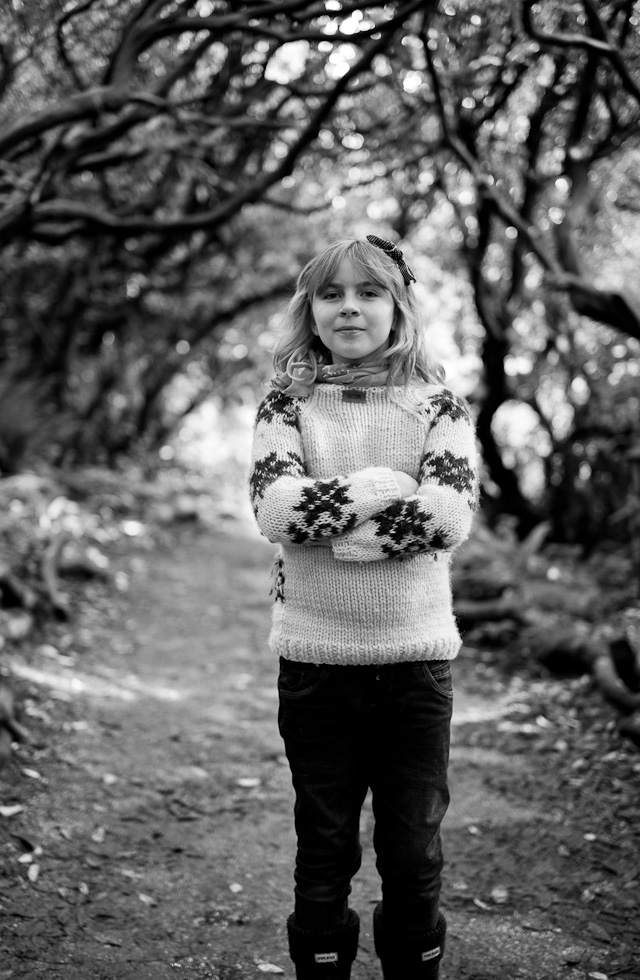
[373,903,446,980]
[287,908,360,980]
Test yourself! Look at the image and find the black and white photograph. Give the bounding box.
[1,3,639,979]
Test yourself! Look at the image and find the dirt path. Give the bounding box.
[1,524,638,980]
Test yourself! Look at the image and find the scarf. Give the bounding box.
[273,353,390,398]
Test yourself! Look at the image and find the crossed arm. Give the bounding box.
[249,389,478,561]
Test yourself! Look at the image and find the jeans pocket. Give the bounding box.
[418,660,453,698]
[278,659,330,699]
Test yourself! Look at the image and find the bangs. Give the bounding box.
[304,240,403,298]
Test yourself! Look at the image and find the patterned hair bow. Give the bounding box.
[366,234,417,286]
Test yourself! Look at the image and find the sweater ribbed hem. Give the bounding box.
[270,636,461,666]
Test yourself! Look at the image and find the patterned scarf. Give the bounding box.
[273,352,389,398]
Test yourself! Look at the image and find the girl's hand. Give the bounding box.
[393,471,419,497]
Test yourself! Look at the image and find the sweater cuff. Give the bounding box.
[350,466,402,516]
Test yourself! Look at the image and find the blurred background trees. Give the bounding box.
[1,0,639,553]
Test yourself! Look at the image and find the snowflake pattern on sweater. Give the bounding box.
[255,390,300,429]
[249,449,305,505]
[288,480,358,543]
[429,390,470,424]
[420,448,476,495]
[372,499,439,556]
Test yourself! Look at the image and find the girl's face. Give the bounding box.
[310,258,396,364]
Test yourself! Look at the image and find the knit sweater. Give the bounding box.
[249,381,478,665]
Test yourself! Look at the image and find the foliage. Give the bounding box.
[0,1,639,550]
[0,0,431,463]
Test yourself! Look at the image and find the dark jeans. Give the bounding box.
[278,657,453,936]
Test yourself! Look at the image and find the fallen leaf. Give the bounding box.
[472,898,492,911]
[92,933,122,947]
[91,826,106,843]
[236,777,261,788]
[24,704,53,724]
[257,964,284,974]
[490,885,509,904]
[451,880,469,892]
[138,893,157,907]
[563,947,587,964]
[587,922,611,943]
[0,805,24,818]
[229,883,244,893]
[27,863,40,882]
[522,915,552,932]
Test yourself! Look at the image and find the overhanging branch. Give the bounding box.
[521,0,640,106]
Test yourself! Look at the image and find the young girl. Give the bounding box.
[249,236,478,980]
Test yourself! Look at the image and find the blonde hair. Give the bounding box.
[272,238,444,388]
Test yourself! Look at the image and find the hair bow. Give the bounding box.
[366,234,417,286]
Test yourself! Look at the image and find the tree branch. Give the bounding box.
[0,87,165,158]
[422,28,640,342]
[549,274,640,340]
[4,0,428,242]
[521,0,640,106]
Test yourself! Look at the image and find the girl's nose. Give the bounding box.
[340,293,360,315]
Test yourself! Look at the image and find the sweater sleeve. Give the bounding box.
[249,390,402,545]
[331,389,479,562]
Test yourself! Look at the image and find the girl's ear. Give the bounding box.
[310,318,319,336]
